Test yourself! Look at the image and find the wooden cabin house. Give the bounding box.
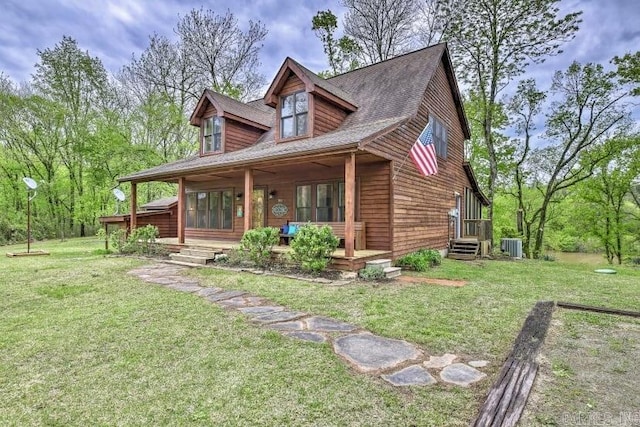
[118,43,490,269]
[99,196,178,238]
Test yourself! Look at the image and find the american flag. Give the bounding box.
[410,121,438,176]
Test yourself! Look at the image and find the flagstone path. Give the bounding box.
[128,263,488,388]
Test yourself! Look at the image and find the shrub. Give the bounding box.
[289,224,339,273]
[240,227,280,268]
[395,248,441,271]
[358,265,385,281]
[98,225,161,256]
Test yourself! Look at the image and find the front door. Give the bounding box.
[252,188,266,229]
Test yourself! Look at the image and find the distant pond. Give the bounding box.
[547,251,609,266]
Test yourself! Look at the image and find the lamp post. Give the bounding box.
[22,177,38,254]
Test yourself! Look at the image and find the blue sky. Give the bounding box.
[1,0,639,96]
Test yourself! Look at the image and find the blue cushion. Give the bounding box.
[288,225,297,234]
[282,225,289,234]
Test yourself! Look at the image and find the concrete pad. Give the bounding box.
[333,333,422,373]
[205,290,247,302]
[306,316,357,332]
[238,306,285,316]
[284,331,327,343]
[267,321,305,331]
[424,353,458,369]
[440,363,487,387]
[382,365,437,386]
[468,360,489,368]
[252,311,306,325]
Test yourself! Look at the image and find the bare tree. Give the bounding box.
[342,0,417,64]
[176,8,267,101]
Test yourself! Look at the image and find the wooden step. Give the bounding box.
[180,248,222,258]
[447,253,477,261]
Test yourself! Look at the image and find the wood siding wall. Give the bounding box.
[183,160,391,250]
[313,96,347,136]
[199,104,263,153]
[133,205,178,238]
[364,61,474,257]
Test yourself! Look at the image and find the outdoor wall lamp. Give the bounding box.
[269,190,277,199]
[236,192,243,201]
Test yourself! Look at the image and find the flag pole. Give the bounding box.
[392,150,411,181]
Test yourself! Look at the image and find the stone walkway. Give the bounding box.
[128,263,488,388]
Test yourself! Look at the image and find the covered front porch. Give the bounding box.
[156,237,392,271]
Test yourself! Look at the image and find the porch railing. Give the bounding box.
[463,219,493,242]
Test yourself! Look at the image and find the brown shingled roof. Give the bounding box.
[120,44,467,183]
[189,90,273,129]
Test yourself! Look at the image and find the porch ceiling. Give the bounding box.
[161,151,387,182]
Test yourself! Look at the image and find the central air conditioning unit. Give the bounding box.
[501,238,523,259]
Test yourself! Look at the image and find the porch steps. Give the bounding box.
[365,259,402,279]
[448,240,480,261]
[169,248,222,265]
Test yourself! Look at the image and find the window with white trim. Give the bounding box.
[203,116,223,153]
[281,91,308,138]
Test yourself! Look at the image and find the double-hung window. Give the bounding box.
[430,115,448,158]
[203,116,223,153]
[281,92,308,139]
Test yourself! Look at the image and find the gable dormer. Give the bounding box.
[190,90,272,156]
[264,58,358,142]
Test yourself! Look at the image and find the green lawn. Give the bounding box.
[1,238,639,426]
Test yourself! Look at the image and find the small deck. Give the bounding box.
[156,237,392,271]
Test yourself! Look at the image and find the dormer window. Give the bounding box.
[281,91,308,139]
[203,116,223,153]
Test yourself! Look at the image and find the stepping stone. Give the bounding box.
[306,316,357,332]
[238,306,285,316]
[424,353,458,369]
[167,284,203,293]
[268,321,305,331]
[333,333,422,373]
[440,363,487,387]
[196,287,223,297]
[218,296,253,307]
[205,290,247,302]
[382,365,437,387]
[284,331,327,343]
[468,360,489,368]
[251,311,306,325]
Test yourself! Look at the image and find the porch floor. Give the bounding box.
[155,237,392,270]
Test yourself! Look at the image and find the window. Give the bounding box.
[430,115,448,158]
[281,91,308,139]
[203,116,223,153]
[185,190,232,229]
[316,183,333,221]
[296,181,347,222]
[296,185,312,221]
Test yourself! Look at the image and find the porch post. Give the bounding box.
[243,168,253,233]
[177,177,185,244]
[130,182,137,232]
[345,152,356,257]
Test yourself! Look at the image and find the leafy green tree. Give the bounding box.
[439,0,582,235]
[507,62,632,258]
[312,10,360,76]
[613,51,640,95]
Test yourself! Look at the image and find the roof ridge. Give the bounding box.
[327,43,447,81]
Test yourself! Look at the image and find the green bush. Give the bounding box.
[240,227,280,268]
[289,224,339,273]
[98,225,161,256]
[358,265,385,281]
[395,248,441,271]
